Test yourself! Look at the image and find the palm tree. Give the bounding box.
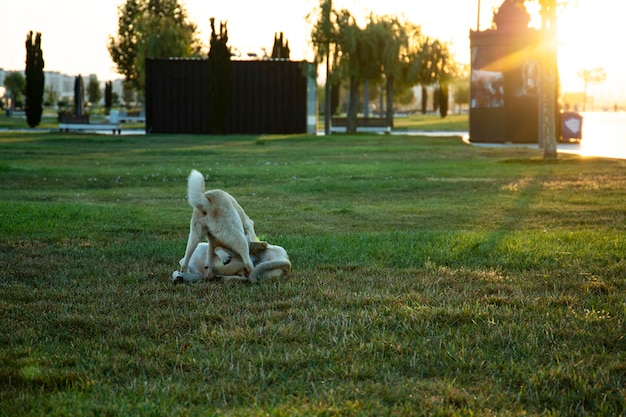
[577,67,606,111]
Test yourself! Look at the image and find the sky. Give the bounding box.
[1,0,624,106]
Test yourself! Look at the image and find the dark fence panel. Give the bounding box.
[145,58,308,134]
[145,59,209,134]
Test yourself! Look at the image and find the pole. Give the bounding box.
[477,0,481,31]
[324,48,331,135]
[324,0,332,136]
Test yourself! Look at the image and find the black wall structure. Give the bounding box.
[145,58,313,134]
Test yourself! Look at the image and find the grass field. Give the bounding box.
[0,127,625,416]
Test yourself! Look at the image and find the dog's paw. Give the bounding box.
[172,271,184,284]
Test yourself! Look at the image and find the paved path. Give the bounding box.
[413,112,626,160]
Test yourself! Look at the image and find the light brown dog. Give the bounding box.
[179,169,257,280]
[172,241,291,283]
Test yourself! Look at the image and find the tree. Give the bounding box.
[108,0,201,92]
[74,75,85,116]
[207,18,231,134]
[366,15,411,128]
[334,10,370,133]
[452,64,470,112]
[309,1,460,129]
[122,81,135,108]
[271,32,290,59]
[324,10,388,133]
[309,0,340,134]
[108,0,141,90]
[537,0,558,159]
[87,75,102,106]
[44,86,57,107]
[104,81,113,115]
[25,31,45,127]
[3,72,25,113]
[404,38,456,117]
[577,67,606,111]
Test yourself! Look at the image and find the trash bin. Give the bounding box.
[560,111,583,142]
[109,110,119,124]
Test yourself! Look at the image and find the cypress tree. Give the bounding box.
[74,75,85,117]
[271,32,290,59]
[104,81,113,115]
[439,81,449,118]
[25,31,45,127]
[207,18,231,134]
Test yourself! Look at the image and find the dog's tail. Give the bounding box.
[249,259,292,282]
[187,169,209,211]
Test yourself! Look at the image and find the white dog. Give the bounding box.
[172,241,291,283]
[179,169,257,280]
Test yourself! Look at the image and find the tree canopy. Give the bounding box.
[87,75,102,106]
[3,72,25,104]
[108,0,201,92]
[309,1,459,131]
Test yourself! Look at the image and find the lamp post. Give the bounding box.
[324,0,332,136]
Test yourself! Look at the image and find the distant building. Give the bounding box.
[469,0,541,143]
[0,68,124,106]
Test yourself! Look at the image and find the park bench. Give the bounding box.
[58,114,121,135]
[115,110,145,123]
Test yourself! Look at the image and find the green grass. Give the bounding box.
[1,130,625,416]
[392,113,468,131]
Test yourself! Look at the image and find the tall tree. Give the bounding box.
[334,9,368,133]
[108,0,141,90]
[309,1,459,129]
[310,1,379,133]
[404,38,456,117]
[309,0,340,134]
[367,16,418,127]
[271,32,290,59]
[25,31,45,127]
[104,81,113,115]
[108,0,201,92]
[321,9,386,133]
[538,0,558,159]
[74,75,85,116]
[207,18,231,134]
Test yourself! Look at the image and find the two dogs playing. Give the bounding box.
[172,169,290,284]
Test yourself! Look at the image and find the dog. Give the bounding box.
[172,241,291,283]
[179,169,257,280]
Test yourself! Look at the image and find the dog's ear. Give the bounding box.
[249,241,268,254]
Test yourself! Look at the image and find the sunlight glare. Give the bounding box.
[576,112,626,159]
[556,0,624,102]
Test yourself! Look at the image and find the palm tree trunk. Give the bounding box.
[538,0,557,159]
[347,75,359,133]
[385,75,394,128]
